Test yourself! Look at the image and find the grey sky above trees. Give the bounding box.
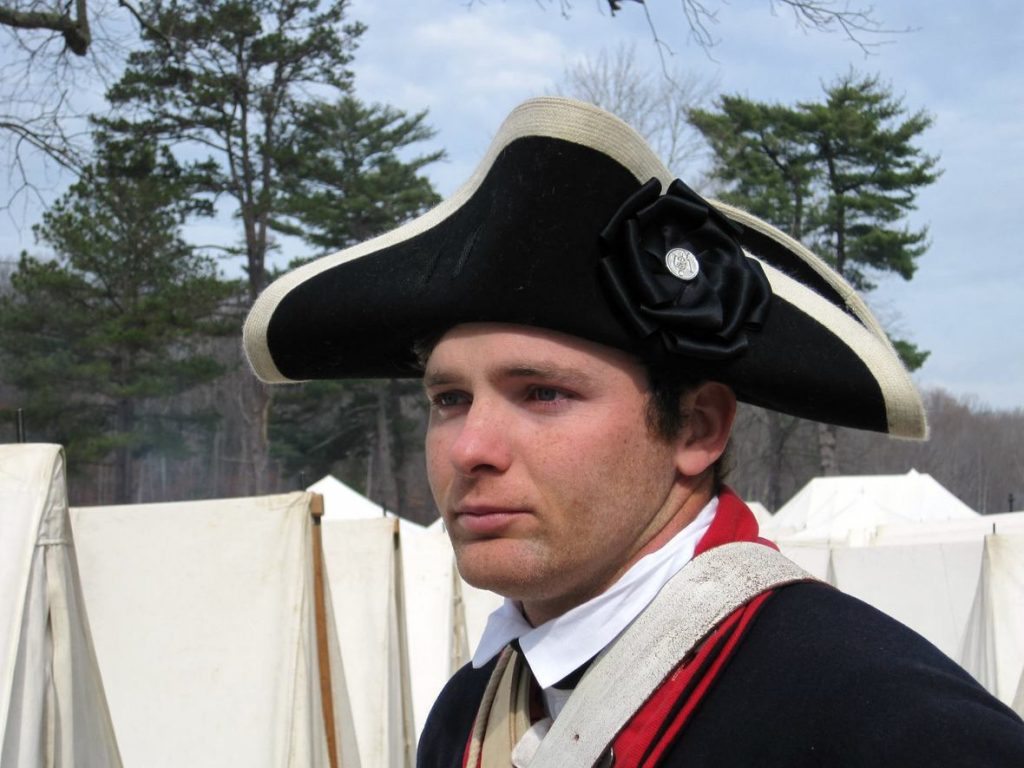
[554,41,716,175]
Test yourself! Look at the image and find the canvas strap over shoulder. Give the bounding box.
[521,541,814,768]
[464,647,535,768]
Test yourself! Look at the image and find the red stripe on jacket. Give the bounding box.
[610,487,778,767]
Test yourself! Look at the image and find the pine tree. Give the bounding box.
[267,98,442,516]
[0,133,235,503]
[690,98,821,501]
[100,0,364,495]
[802,71,940,293]
[690,97,819,239]
[274,97,443,252]
[804,72,939,474]
[691,71,939,477]
[692,74,938,294]
[100,0,441,495]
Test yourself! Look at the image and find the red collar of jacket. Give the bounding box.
[694,485,778,557]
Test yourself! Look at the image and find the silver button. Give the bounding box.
[665,248,700,281]
[595,746,615,767]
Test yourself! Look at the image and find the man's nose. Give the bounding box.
[448,399,512,476]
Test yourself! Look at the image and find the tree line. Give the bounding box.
[2,2,1013,521]
[728,393,1024,515]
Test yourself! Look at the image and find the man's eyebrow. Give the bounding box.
[501,364,594,387]
[422,370,460,389]
[422,364,595,389]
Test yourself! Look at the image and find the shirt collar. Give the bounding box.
[471,496,718,689]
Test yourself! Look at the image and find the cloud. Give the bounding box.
[353,3,568,107]
[414,13,564,67]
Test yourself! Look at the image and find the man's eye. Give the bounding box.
[432,391,468,408]
[529,387,565,402]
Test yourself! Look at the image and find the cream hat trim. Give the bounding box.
[243,97,926,440]
[755,257,927,438]
[715,201,893,347]
[243,97,671,383]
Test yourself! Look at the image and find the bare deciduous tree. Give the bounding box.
[0,0,150,211]
[1,27,92,209]
[554,42,716,174]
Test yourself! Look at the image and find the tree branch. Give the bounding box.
[557,0,909,53]
[116,0,174,49]
[0,1,90,55]
[770,0,912,54]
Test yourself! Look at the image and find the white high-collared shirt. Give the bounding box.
[472,496,718,719]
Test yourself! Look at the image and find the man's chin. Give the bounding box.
[453,539,544,598]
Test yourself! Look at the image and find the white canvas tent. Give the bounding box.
[828,540,984,663]
[769,469,978,544]
[321,518,414,768]
[321,517,502,759]
[746,501,772,529]
[70,490,360,768]
[308,474,428,539]
[460,580,504,660]
[396,514,504,664]
[780,534,1024,713]
[764,471,1024,712]
[400,530,463,738]
[399,530,503,739]
[308,473,502,747]
[8,445,1021,762]
[1,444,121,767]
[310,475,386,520]
[961,534,1024,712]
[872,511,1024,545]
[2,450,489,768]
[776,543,833,582]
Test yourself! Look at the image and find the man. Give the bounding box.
[244,98,1024,766]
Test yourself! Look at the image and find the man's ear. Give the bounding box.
[674,382,737,477]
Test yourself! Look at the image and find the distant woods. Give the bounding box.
[728,393,1024,515]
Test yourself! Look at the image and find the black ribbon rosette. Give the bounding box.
[598,177,772,360]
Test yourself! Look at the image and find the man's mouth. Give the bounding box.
[452,505,528,536]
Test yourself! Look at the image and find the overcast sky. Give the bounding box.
[2,0,1021,410]
[343,0,1024,411]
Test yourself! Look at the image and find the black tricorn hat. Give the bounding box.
[244,97,927,438]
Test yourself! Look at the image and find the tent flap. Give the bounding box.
[70,491,350,767]
[1,444,122,768]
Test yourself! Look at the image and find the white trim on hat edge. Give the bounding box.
[242,97,671,383]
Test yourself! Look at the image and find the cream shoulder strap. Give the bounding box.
[527,542,815,768]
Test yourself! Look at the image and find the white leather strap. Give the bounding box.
[527,542,815,768]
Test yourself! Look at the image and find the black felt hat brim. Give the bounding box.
[244,98,926,438]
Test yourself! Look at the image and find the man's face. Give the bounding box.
[424,323,691,624]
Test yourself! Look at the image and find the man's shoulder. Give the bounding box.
[751,579,968,665]
[668,580,1024,766]
[417,657,496,768]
